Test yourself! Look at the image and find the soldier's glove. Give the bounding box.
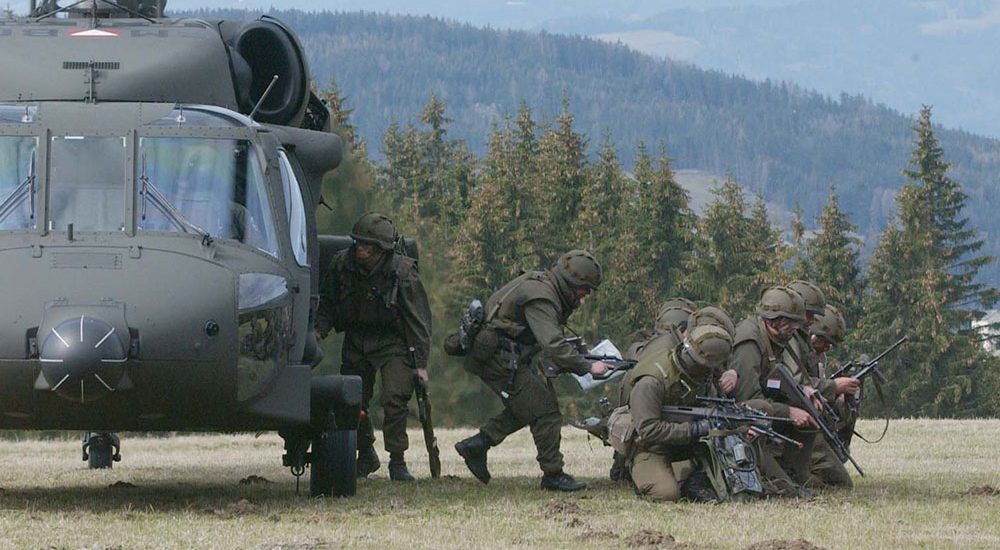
[689,420,712,442]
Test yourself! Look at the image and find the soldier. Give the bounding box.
[621,323,734,501]
[623,297,696,362]
[730,286,819,496]
[315,213,432,481]
[454,250,613,492]
[786,280,858,401]
[787,281,858,489]
[808,304,856,487]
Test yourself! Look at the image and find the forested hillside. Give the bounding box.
[188,9,1000,284]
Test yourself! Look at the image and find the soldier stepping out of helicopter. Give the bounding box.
[315,213,432,481]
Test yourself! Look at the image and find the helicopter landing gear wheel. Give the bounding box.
[310,414,357,497]
[82,432,121,470]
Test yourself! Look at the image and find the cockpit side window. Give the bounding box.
[137,137,279,257]
[278,150,309,267]
[49,136,126,233]
[0,136,39,231]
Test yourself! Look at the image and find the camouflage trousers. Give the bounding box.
[466,353,565,474]
[341,353,415,456]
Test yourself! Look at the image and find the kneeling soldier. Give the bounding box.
[622,322,734,501]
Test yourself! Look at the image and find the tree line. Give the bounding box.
[179,9,1000,286]
[316,82,1000,426]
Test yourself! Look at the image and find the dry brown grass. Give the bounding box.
[0,419,999,549]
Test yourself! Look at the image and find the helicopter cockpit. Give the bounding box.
[0,103,304,263]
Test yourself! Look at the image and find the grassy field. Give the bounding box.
[1,419,999,549]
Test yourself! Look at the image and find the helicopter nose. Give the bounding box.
[38,316,129,403]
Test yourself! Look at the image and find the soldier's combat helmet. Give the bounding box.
[679,325,733,370]
[655,297,696,332]
[687,306,736,339]
[351,212,398,250]
[553,249,603,290]
[811,304,846,345]
[756,286,807,322]
[787,280,826,316]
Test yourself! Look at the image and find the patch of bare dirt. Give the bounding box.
[202,498,262,518]
[577,528,618,541]
[625,529,676,548]
[963,485,1000,496]
[257,540,333,550]
[108,481,137,490]
[623,530,709,549]
[540,498,583,519]
[744,540,826,550]
[240,475,272,485]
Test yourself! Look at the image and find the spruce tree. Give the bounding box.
[316,79,376,235]
[806,187,865,324]
[679,177,784,319]
[634,143,694,301]
[531,94,587,265]
[856,106,999,416]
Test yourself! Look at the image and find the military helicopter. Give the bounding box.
[0,0,364,497]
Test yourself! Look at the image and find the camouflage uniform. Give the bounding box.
[805,304,854,488]
[622,325,731,501]
[730,287,818,495]
[315,214,431,478]
[456,250,601,491]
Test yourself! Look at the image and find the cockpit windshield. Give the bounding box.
[0,136,38,230]
[137,137,279,257]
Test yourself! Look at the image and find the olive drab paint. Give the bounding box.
[0,2,362,495]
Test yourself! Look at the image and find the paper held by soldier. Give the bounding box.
[573,339,625,390]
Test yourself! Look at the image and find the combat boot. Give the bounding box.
[680,470,719,503]
[388,453,415,481]
[540,471,587,492]
[356,445,381,478]
[455,432,491,484]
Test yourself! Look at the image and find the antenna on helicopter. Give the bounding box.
[248,75,279,121]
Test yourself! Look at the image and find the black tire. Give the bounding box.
[87,439,114,469]
[310,423,357,497]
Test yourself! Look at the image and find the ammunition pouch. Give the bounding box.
[607,405,637,456]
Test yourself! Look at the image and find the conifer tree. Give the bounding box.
[806,188,865,324]
[633,143,693,301]
[679,177,784,319]
[316,79,376,235]
[570,135,647,343]
[788,203,812,279]
[856,106,999,416]
[531,94,587,265]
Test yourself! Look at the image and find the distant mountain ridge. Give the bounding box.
[188,9,1000,285]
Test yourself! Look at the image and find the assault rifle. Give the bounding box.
[663,397,802,500]
[769,363,864,476]
[409,347,441,478]
[829,335,908,383]
[584,354,637,379]
[661,397,802,449]
[544,337,637,378]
